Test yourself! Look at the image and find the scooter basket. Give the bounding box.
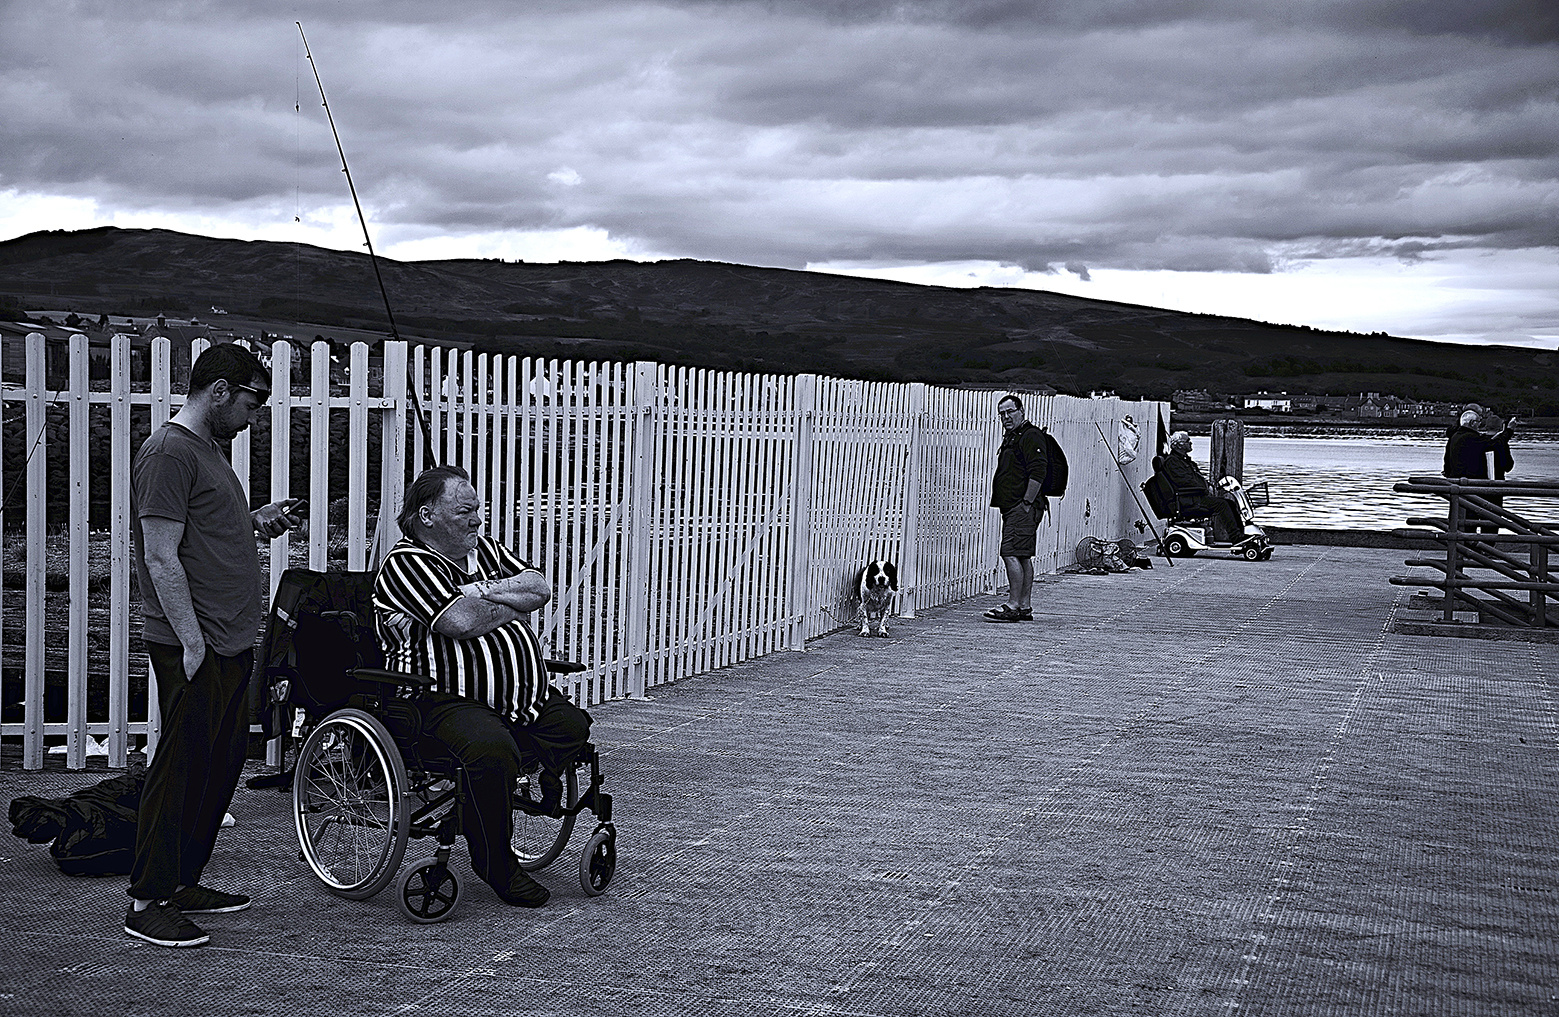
[1245,481,1269,508]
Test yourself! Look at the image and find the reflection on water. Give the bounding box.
[1189,428,1559,530]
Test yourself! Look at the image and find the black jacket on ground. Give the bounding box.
[9,774,143,876]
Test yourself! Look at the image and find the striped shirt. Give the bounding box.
[374,535,548,723]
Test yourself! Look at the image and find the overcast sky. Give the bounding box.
[2,1,1556,346]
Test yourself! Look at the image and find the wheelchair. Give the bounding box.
[255,569,617,923]
[1142,457,1274,561]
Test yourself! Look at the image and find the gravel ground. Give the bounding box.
[0,544,1555,1016]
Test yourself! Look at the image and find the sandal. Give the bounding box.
[983,604,1026,622]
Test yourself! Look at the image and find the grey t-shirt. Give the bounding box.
[131,421,262,656]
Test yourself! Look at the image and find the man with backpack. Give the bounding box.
[986,394,1055,622]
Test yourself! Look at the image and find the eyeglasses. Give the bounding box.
[234,383,270,401]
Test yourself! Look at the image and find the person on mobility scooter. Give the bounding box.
[373,464,593,910]
[1144,431,1274,560]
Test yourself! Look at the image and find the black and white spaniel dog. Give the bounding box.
[856,560,899,637]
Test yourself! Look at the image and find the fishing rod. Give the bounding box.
[297,21,436,463]
[1094,421,1173,567]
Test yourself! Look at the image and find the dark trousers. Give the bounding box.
[128,643,251,901]
[420,687,591,887]
[1185,494,1244,543]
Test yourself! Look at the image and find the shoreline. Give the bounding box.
[1170,412,1559,432]
[1265,526,1438,550]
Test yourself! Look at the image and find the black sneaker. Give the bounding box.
[125,902,209,948]
[491,869,550,908]
[169,885,251,914]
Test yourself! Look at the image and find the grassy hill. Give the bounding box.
[3,226,1556,411]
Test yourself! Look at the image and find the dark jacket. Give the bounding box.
[1443,424,1514,479]
[9,774,143,876]
[1159,449,1212,495]
[990,423,1049,512]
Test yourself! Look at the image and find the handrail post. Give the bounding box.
[1533,541,1548,627]
[1444,490,1462,621]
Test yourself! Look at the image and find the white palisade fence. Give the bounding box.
[1,332,1164,770]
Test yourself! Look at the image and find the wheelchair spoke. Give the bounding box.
[294,710,410,898]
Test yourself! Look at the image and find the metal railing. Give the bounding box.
[1390,475,1559,629]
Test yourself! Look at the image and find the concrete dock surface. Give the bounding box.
[1,544,1556,1016]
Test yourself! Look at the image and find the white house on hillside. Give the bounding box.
[1243,391,1292,412]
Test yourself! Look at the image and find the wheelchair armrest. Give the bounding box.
[350,668,435,690]
[545,658,587,674]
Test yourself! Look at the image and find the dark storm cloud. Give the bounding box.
[0,0,1555,290]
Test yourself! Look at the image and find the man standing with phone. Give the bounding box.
[124,343,301,948]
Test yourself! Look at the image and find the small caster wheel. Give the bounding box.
[1242,545,1261,561]
[580,827,616,897]
[397,858,461,923]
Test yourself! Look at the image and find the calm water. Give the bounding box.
[1189,427,1559,530]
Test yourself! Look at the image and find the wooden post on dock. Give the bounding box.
[1210,418,1244,482]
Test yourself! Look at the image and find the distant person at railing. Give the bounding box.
[126,342,301,949]
[1443,404,1515,481]
[1443,404,1516,534]
[374,464,591,910]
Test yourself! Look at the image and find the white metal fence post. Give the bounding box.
[898,381,927,619]
[66,335,89,769]
[787,374,816,649]
[22,333,46,770]
[108,333,131,769]
[307,342,330,572]
[623,362,658,697]
[268,340,292,600]
[346,342,370,571]
[377,340,408,566]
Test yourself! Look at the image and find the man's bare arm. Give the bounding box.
[140,516,206,678]
[434,571,552,639]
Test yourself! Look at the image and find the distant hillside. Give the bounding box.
[2,226,1556,411]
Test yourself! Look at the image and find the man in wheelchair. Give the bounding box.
[1156,431,1245,542]
[373,465,591,908]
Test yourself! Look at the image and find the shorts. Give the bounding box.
[999,502,1041,558]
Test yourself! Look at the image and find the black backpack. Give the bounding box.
[256,569,383,737]
[1026,425,1068,497]
[1012,424,1068,499]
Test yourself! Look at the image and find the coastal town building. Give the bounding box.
[1171,387,1460,421]
[1171,389,1234,411]
[1243,391,1292,412]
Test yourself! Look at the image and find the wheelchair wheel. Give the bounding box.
[579,826,616,897]
[1163,535,1190,558]
[294,708,410,900]
[513,765,578,871]
[396,858,461,923]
